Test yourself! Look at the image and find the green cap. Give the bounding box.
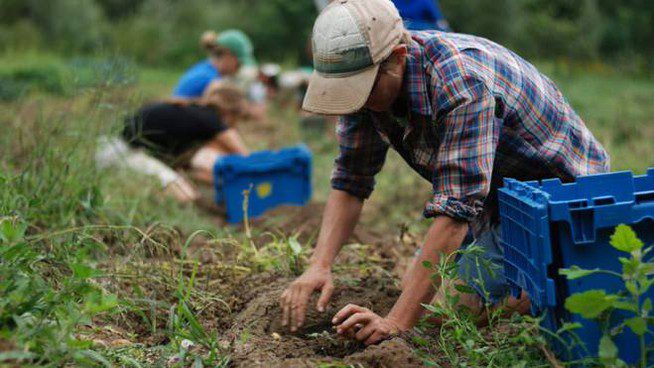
[215,29,255,66]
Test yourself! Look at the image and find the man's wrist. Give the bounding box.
[385,313,411,332]
[309,256,332,270]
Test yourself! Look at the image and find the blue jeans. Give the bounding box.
[415,224,508,304]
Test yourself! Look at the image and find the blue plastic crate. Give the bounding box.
[213,145,312,223]
[498,169,654,363]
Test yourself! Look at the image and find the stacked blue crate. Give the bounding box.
[214,145,312,223]
[498,169,654,363]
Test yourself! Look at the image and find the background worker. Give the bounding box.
[280,0,609,345]
[97,82,249,203]
[173,29,255,99]
[392,0,451,31]
[314,0,451,32]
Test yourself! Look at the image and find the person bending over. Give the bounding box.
[97,82,249,203]
[280,0,609,345]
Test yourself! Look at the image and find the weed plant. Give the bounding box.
[560,225,654,367]
[415,246,551,367]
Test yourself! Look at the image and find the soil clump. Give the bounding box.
[223,276,423,367]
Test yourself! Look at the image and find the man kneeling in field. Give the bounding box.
[281,0,609,345]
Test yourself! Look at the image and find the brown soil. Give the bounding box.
[95,201,426,366]
[223,276,423,368]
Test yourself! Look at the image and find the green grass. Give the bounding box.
[1,52,653,366]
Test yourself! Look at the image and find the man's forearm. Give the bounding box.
[386,216,469,329]
[310,189,364,269]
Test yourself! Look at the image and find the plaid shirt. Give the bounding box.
[331,31,609,227]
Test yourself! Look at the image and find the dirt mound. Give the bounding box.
[222,276,423,367]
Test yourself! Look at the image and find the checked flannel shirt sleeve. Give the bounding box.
[424,74,501,222]
[331,113,390,200]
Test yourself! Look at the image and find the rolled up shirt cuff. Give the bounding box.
[330,177,374,200]
[423,194,484,222]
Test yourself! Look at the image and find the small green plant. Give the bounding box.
[0,217,119,367]
[560,224,653,367]
[286,235,305,276]
[417,245,550,367]
[241,230,308,276]
[166,231,230,367]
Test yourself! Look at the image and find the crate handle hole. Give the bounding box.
[592,196,615,206]
[636,191,654,205]
[567,200,588,209]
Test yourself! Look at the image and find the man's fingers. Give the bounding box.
[289,287,300,332]
[336,312,373,334]
[294,287,311,330]
[332,304,367,325]
[281,290,291,327]
[354,323,376,342]
[316,281,334,312]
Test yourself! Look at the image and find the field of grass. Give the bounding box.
[1,52,653,367]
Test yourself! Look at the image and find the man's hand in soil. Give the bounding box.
[280,190,364,332]
[332,304,403,345]
[280,265,334,332]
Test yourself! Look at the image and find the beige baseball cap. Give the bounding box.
[302,0,404,115]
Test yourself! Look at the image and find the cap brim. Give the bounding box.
[302,64,379,115]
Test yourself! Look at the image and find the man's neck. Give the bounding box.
[390,61,410,118]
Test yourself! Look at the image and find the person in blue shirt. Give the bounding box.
[173,30,255,98]
[314,0,450,32]
[392,0,451,31]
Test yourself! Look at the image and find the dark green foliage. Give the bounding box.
[0,56,137,101]
[441,0,653,68]
[1,0,650,68]
[0,66,64,101]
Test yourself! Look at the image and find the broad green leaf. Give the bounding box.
[288,237,302,256]
[610,225,643,253]
[619,257,638,276]
[565,290,616,319]
[612,300,638,313]
[71,263,97,279]
[626,281,639,295]
[422,260,433,269]
[625,317,648,336]
[559,266,600,280]
[642,263,654,276]
[643,298,653,314]
[598,335,618,364]
[642,279,654,294]
[84,293,118,313]
[0,219,27,243]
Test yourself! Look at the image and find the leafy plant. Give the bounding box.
[0,217,119,367]
[416,245,550,367]
[560,224,653,367]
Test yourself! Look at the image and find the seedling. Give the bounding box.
[560,224,653,367]
[417,244,549,367]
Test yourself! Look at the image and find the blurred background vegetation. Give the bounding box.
[0,0,653,71]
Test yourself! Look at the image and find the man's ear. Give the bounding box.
[391,44,408,58]
[389,44,408,67]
